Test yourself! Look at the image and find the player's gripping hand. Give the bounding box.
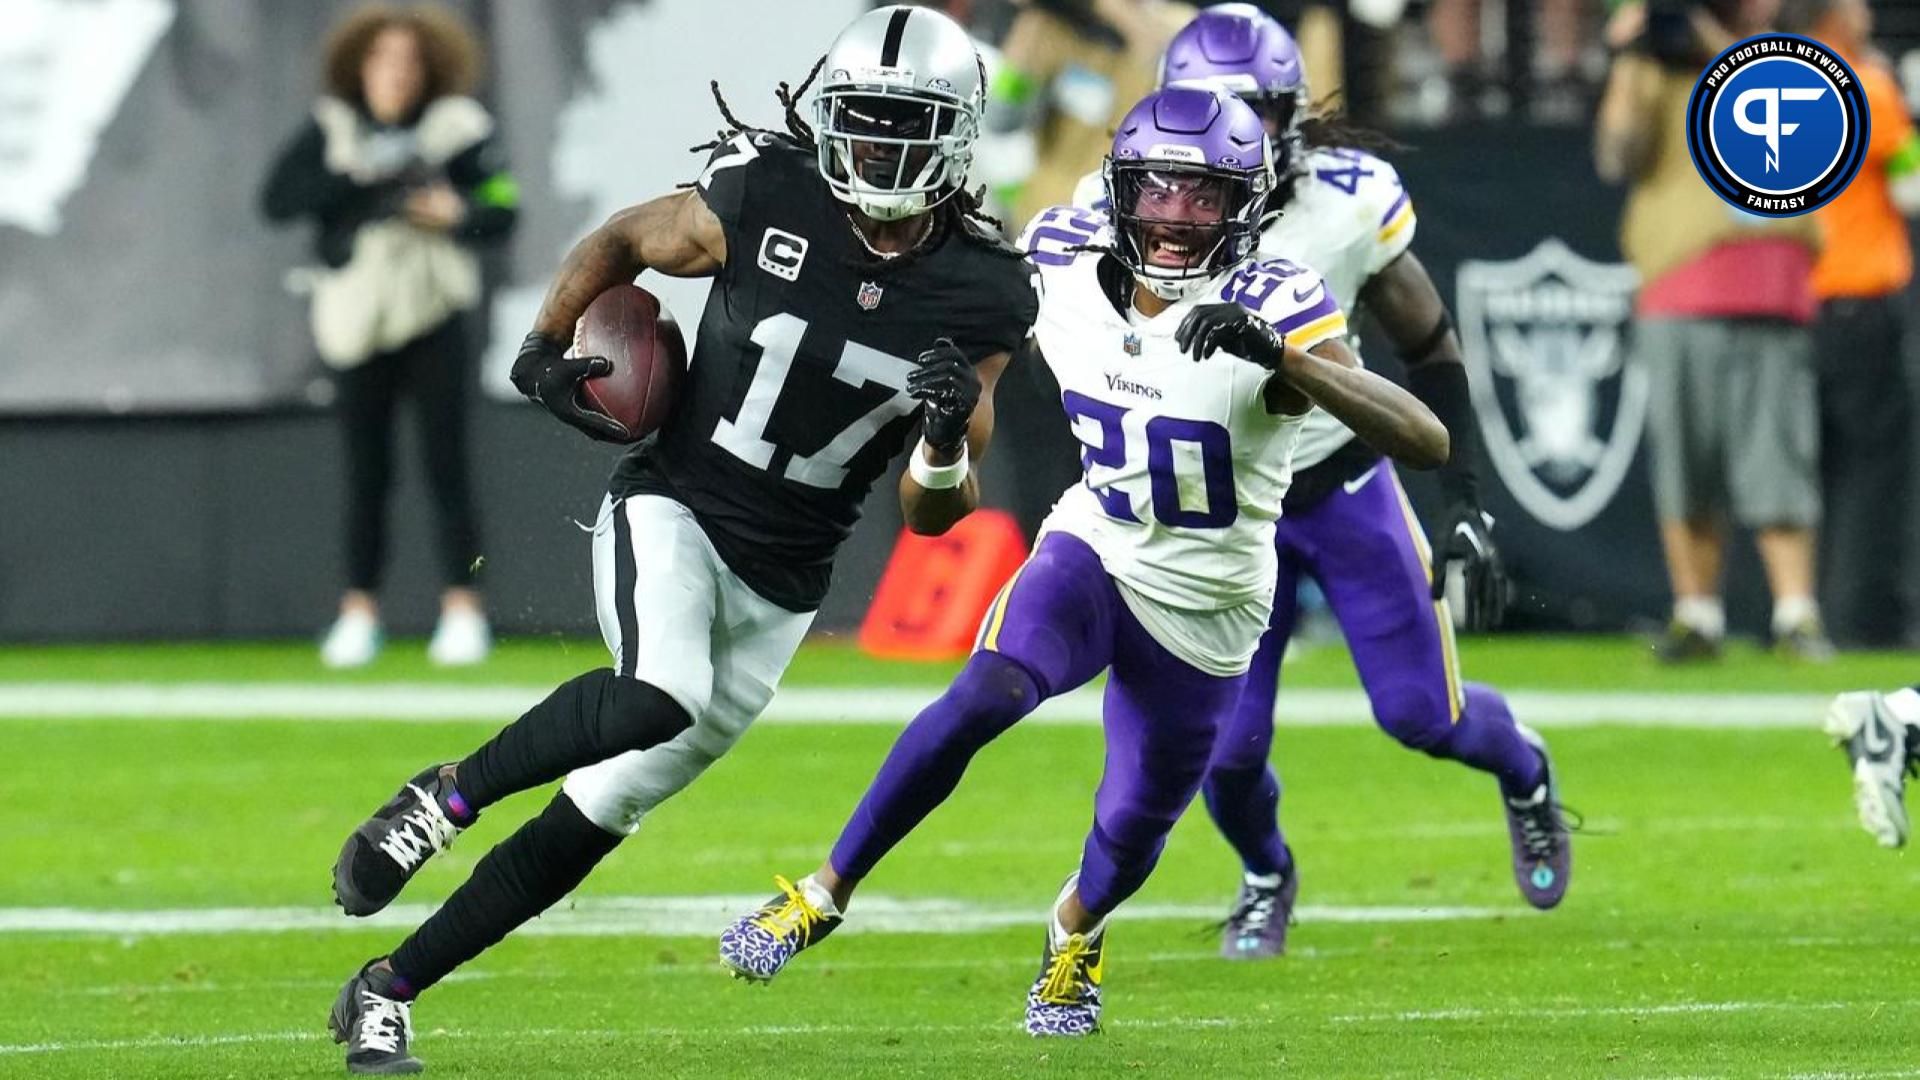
[1431,506,1509,631]
[1175,303,1287,370]
[907,338,980,454]
[511,331,630,443]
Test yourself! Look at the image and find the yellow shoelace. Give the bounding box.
[1038,934,1092,1005]
[751,875,826,941]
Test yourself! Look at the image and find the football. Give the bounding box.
[572,283,687,443]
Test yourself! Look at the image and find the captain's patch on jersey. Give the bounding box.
[757,227,810,282]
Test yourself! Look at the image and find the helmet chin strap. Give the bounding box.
[849,186,927,222]
[834,143,945,222]
[1136,272,1213,302]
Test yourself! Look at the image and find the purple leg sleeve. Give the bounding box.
[828,533,1121,881]
[1076,606,1245,916]
[1200,537,1302,877]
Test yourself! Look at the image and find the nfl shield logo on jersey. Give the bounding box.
[1456,238,1644,531]
[1123,332,1142,356]
[856,281,884,311]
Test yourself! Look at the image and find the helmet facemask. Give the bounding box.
[1244,87,1307,176]
[1105,160,1270,301]
[814,87,977,222]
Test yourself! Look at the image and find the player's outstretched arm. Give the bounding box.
[1284,338,1449,471]
[899,348,1012,536]
[1175,303,1448,470]
[1363,251,1509,627]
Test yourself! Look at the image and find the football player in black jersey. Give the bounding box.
[323,7,1038,1072]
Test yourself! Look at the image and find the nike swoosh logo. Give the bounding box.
[1085,953,1104,985]
[1342,465,1380,495]
[1862,716,1895,760]
[1292,282,1323,303]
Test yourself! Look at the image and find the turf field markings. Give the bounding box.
[1328,999,1918,1024]
[0,1030,326,1056]
[0,682,1836,728]
[13,1015,1919,1060]
[0,896,1514,937]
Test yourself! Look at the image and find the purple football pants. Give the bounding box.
[1204,463,1542,877]
[830,531,1243,917]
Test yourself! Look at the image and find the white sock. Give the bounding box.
[1883,688,1920,728]
[796,874,841,918]
[1244,872,1283,889]
[1050,895,1106,947]
[1771,595,1818,636]
[1674,596,1725,639]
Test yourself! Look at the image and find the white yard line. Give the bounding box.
[0,895,1511,938]
[0,683,1835,728]
[9,1011,1918,1060]
[1329,999,1920,1023]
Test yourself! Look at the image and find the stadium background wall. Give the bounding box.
[4,0,1916,641]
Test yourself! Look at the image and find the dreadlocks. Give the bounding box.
[687,59,1017,274]
[1295,91,1406,158]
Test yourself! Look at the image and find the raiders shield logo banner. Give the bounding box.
[1457,239,1644,532]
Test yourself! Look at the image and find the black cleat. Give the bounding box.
[333,765,470,917]
[328,961,423,1075]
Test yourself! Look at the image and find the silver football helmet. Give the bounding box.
[812,5,985,222]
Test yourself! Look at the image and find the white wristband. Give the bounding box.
[908,438,970,490]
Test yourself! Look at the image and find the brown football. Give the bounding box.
[572,284,687,443]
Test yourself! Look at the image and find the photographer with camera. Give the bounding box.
[261,4,517,669]
[1594,0,1829,662]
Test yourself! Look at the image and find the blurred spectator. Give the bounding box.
[261,4,517,668]
[1424,0,1596,121]
[1782,0,1920,646]
[1594,0,1830,661]
[1223,1,1403,129]
[972,0,1195,230]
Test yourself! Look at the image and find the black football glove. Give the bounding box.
[1431,505,1509,632]
[1174,303,1287,370]
[907,337,980,454]
[510,331,630,443]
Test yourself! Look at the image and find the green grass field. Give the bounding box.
[3,637,1917,1078]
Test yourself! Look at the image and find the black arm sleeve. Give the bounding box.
[1404,360,1480,507]
[259,119,362,224]
[443,135,518,244]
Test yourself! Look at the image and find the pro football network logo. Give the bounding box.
[1457,239,1644,532]
[1685,33,1869,217]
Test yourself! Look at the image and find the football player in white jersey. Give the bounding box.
[717,84,1447,1037]
[1071,4,1574,958]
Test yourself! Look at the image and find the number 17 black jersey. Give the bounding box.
[610,133,1039,612]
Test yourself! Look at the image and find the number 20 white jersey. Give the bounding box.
[1072,146,1416,471]
[1017,205,1349,675]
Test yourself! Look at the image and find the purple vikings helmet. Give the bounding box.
[1158,4,1308,165]
[1103,84,1276,301]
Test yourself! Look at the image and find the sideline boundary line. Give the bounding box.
[0,895,1512,938]
[0,684,1832,728]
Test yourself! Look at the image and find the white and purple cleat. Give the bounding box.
[1025,876,1105,1036]
[718,875,842,983]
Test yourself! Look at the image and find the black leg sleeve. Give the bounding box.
[387,793,620,995]
[454,668,692,811]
